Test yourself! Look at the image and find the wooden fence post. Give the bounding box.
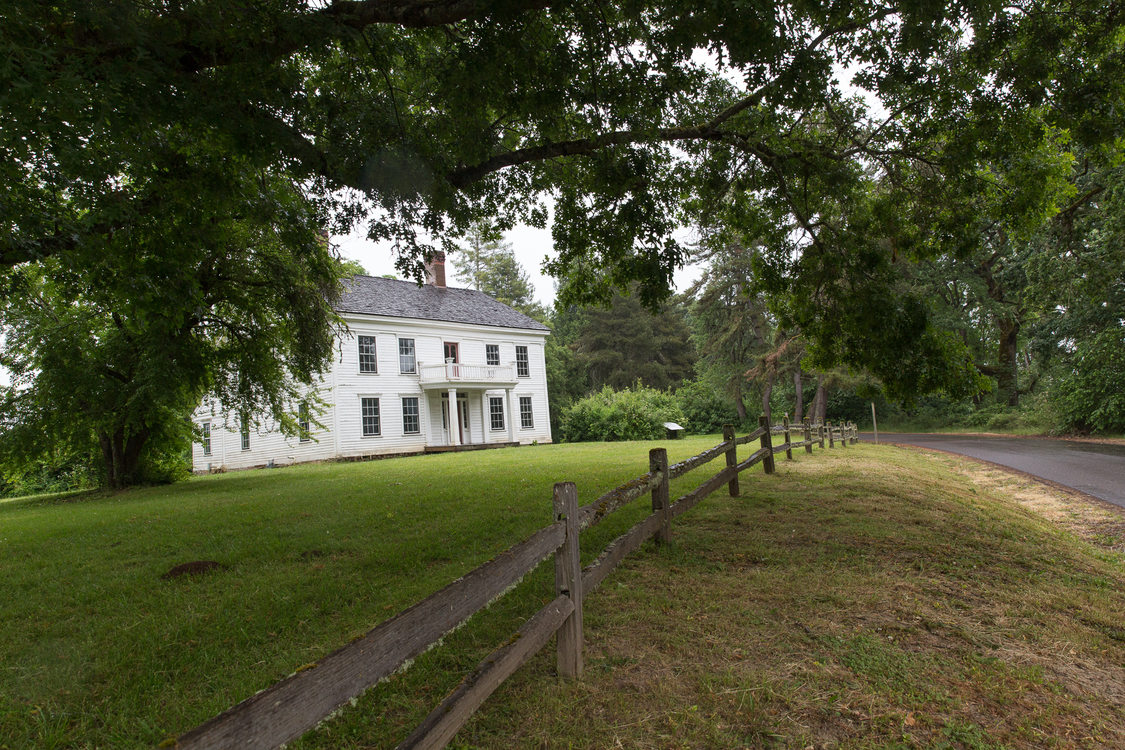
[804,420,813,454]
[783,415,793,460]
[828,421,834,448]
[649,448,671,543]
[722,425,739,497]
[553,482,583,679]
[759,415,775,474]
[851,422,858,444]
[840,422,848,448]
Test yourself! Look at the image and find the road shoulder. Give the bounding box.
[892,442,1125,554]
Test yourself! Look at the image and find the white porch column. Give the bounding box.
[423,392,433,447]
[447,388,460,446]
[505,388,515,443]
[480,393,489,445]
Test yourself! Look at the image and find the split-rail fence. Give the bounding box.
[176,418,860,749]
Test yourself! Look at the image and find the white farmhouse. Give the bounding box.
[192,258,552,471]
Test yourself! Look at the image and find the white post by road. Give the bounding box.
[871,401,879,444]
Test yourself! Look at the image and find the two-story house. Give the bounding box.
[192,257,552,471]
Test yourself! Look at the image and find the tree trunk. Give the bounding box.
[121,427,150,486]
[99,425,150,489]
[978,248,1023,408]
[805,374,826,424]
[995,317,1020,407]
[793,369,804,421]
[98,431,117,489]
[761,374,775,425]
[733,380,748,422]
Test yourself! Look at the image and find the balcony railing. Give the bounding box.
[418,361,517,386]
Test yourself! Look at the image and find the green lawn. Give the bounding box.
[0,436,736,748]
[4,439,1125,748]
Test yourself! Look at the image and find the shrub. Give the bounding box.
[675,379,742,434]
[561,384,686,442]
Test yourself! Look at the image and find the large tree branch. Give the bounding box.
[64,0,555,74]
[1054,184,1105,223]
[447,124,729,187]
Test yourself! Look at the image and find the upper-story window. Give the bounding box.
[358,335,378,373]
[240,415,250,451]
[399,338,416,374]
[516,345,530,378]
[486,344,500,366]
[201,421,212,456]
[298,402,311,443]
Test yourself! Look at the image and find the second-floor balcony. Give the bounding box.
[418,361,518,390]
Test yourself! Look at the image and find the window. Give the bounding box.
[361,397,381,437]
[486,344,500,366]
[399,338,416,374]
[240,416,250,451]
[443,341,459,363]
[201,421,212,456]
[489,396,505,431]
[358,335,378,373]
[516,345,529,377]
[298,402,311,442]
[519,396,534,429]
[402,397,420,435]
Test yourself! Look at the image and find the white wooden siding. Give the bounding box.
[191,314,551,472]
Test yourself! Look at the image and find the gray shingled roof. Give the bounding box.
[336,275,550,332]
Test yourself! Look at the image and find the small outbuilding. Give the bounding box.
[663,422,685,440]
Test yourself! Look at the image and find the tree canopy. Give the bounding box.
[3,0,1124,484]
[0,164,341,487]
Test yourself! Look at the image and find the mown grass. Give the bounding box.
[296,445,1125,749]
[5,440,1125,748]
[0,436,734,748]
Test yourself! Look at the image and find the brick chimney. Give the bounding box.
[424,251,446,287]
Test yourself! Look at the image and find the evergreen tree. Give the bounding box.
[476,252,545,320]
[572,290,695,392]
[451,224,506,292]
[687,242,772,422]
[453,227,545,319]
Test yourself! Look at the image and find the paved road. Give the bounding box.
[860,432,1125,509]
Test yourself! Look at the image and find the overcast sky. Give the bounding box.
[332,221,705,308]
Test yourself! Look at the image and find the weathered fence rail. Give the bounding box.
[176,419,860,750]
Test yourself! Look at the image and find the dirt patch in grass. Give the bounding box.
[159,560,228,580]
[298,446,1125,749]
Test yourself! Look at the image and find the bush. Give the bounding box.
[0,447,100,498]
[675,379,742,435]
[561,384,686,442]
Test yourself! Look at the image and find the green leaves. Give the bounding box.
[0,157,343,487]
[5,0,1125,425]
